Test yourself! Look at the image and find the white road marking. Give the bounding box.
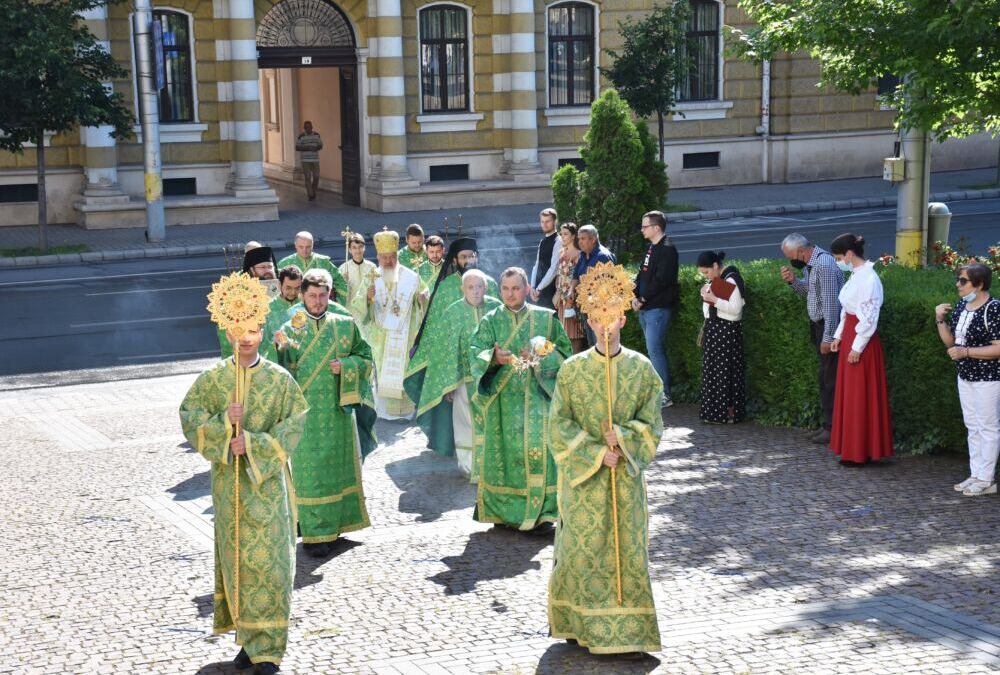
[118,350,218,361]
[71,314,206,328]
[86,285,207,297]
[0,266,223,287]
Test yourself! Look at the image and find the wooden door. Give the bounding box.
[339,66,361,206]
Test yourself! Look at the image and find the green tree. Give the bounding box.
[0,0,133,252]
[577,89,653,261]
[636,120,668,210]
[551,163,581,225]
[602,1,691,162]
[730,0,1000,139]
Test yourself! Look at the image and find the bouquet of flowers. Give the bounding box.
[509,336,555,373]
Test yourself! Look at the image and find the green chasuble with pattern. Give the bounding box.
[405,296,501,457]
[417,259,444,287]
[277,252,349,305]
[398,246,426,272]
[469,304,571,529]
[179,358,308,667]
[406,272,498,455]
[547,347,664,654]
[277,309,375,543]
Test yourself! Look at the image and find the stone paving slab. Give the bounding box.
[0,369,998,674]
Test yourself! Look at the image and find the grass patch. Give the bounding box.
[664,202,700,213]
[958,182,1000,190]
[0,244,90,258]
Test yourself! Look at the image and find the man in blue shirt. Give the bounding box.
[573,224,616,346]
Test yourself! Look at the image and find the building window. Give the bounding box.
[419,5,469,113]
[153,10,195,122]
[679,0,721,102]
[548,3,595,107]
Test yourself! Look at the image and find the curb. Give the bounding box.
[3,187,998,268]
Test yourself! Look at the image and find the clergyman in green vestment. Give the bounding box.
[218,246,280,360]
[547,314,664,655]
[337,232,378,341]
[179,324,308,671]
[276,231,349,305]
[417,234,446,286]
[417,269,501,479]
[469,267,571,530]
[398,223,427,272]
[406,237,498,457]
[276,268,375,558]
[260,265,303,362]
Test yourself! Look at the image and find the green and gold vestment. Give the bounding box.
[547,347,663,654]
[277,252,349,305]
[179,357,308,666]
[277,309,375,543]
[469,303,571,529]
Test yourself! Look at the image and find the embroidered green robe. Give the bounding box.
[179,358,308,667]
[217,296,301,363]
[277,252,349,305]
[406,272,499,455]
[417,259,444,286]
[547,347,664,654]
[277,310,375,543]
[398,246,426,272]
[405,296,501,458]
[469,304,571,529]
[339,258,378,339]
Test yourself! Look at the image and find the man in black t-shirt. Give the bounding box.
[631,210,679,408]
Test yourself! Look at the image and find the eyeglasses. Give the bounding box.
[955,277,971,286]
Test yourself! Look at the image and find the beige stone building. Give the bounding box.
[0,0,994,226]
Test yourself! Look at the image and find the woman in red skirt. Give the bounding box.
[829,233,894,464]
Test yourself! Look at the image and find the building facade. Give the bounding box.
[0,0,995,226]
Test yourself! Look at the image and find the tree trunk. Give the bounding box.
[36,127,48,254]
[657,110,665,163]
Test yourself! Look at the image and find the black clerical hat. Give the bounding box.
[242,246,276,274]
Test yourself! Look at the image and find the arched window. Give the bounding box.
[679,0,721,101]
[419,5,470,112]
[152,10,195,122]
[547,2,595,107]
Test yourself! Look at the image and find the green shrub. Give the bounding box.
[620,261,967,454]
[551,163,581,225]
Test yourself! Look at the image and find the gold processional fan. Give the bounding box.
[205,271,271,622]
[575,261,636,607]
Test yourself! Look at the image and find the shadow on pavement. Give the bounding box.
[429,527,549,595]
[194,661,237,674]
[535,643,660,674]
[167,470,211,501]
[295,538,362,591]
[192,592,213,619]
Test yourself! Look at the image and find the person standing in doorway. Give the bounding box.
[632,211,679,409]
[780,233,845,444]
[530,208,562,309]
[296,121,323,201]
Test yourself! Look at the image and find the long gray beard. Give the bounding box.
[380,265,398,285]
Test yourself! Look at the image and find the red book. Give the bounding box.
[710,277,735,301]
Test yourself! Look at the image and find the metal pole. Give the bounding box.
[132,0,165,242]
[895,126,929,267]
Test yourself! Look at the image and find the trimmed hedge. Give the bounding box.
[620,261,966,454]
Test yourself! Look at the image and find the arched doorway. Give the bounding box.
[256,0,361,206]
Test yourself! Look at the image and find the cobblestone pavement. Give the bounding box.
[1,369,999,674]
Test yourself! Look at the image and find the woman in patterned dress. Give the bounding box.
[554,222,587,353]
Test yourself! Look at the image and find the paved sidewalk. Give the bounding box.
[1,168,997,268]
[1,368,998,673]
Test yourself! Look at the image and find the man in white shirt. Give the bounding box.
[529,207,563,309]
[295,121,323,201]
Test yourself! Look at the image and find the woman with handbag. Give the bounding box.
[554,223,587,353]
[697,250,747,424]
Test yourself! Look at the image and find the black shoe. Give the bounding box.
[254,663,280,675]
[811,428,831,444]
[529,522,555,536]
[233,647,252,670]
[303,542,329,557]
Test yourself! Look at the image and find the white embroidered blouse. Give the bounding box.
[833,260,883,353]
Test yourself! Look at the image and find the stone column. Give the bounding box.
[226,0,275,197]
[505,0,542,175]
[368,0,416,185]
[79,5,127,203]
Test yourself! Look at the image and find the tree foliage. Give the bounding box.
[0,0,133,248]
[731,0,1000,139]
[602,1,691,160]
[549,90,667,262]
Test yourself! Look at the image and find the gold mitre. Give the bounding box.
[206,272,271,341]
[576,262,636,330]
[373,228,400,255]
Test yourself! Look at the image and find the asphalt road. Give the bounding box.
[1,198,996,377]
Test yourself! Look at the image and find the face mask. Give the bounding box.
[790,259,807,270]
[963,291,978,303]
[836,260,852,273]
